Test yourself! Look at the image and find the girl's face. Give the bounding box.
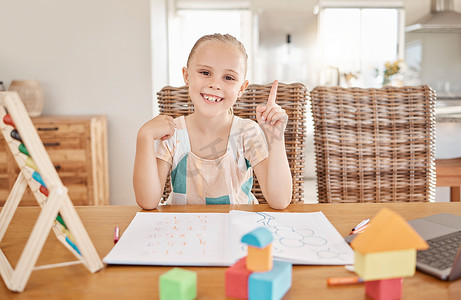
[182,40,249,118]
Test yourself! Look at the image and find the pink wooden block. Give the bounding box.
[365,277,403,300]
[225,257,252,299]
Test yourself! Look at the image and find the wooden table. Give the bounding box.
[2,203,461,299]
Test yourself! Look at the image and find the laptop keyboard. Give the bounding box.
[417,231,461,271]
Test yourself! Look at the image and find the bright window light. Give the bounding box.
[320,8,401,87]
[168,10,252,86]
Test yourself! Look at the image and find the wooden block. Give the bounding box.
[225,257,252,299]
[354,249,416,280]
[241,227,274,248]
[248,260,292,300]
[247,244,273,272]
[365,277,402,300]
[159,267,197,300]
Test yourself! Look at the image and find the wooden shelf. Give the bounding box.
[0,115,109,206]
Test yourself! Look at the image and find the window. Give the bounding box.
[168,7,253,86]
[319,7,404,87]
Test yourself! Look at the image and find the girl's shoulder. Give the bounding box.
[231,116,266,146]
[232,115,261,131]
[234,116,262,139]
[233,116,268,162]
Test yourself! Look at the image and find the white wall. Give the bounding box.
[0,0,153,205]
[151,0,169,116]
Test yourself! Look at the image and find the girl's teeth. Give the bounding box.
[204,95,222,102]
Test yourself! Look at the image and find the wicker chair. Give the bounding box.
[156,82,308,204]
[310,85,436,203]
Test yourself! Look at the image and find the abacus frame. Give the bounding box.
[0,92,103,292]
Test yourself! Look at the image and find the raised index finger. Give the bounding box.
[267,80,279,105]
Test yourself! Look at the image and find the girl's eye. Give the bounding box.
[200,71,210,76]
[224,75,235,81]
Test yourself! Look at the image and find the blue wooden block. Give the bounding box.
[241,227,273,248]
[248,260,292,300]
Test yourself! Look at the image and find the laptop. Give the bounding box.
[408,213,461,281]
[345,213,461,281]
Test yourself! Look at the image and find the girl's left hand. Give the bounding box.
[256,80,288,138]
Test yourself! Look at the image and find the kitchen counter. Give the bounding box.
[435,100,461,123]
[437,113,461,123]
[434,101,461,202]
[435,102,461,159]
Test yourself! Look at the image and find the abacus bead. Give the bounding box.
[3,114,15,127]
[11,129,22,142]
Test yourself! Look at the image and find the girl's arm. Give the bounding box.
[253,80,292,209]
[133,115,175,210]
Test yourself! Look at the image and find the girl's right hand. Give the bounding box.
[138,115,176,141]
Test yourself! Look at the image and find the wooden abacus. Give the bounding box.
[0,92,103,292]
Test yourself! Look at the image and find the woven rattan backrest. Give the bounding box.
[310,85,436,203]
[157,82,308,204]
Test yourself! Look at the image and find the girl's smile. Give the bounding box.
[201,93,223,103]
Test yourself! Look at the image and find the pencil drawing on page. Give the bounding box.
[141,215,210,257]
[230,211,353,264]
[256,212,349,259]
[103,211,354,266]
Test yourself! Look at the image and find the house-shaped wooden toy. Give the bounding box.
[241,227,274,272]
[351,208,428,281]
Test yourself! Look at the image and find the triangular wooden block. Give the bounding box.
[0,92,103,292]
[351,208,428,253]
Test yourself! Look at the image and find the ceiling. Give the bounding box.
[253,0,316,34]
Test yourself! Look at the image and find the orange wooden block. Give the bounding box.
[246,244,273,272]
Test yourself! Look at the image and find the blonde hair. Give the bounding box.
[186,33,248,76]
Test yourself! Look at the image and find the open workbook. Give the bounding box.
[103,210,354,266]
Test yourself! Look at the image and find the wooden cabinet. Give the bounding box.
[0,115,109,206]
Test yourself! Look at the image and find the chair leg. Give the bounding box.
[451,187,461,202]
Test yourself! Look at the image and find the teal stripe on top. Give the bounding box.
[206,195,230,205]
[245,158,251,170]
[170,154,188,194]
[241,176,253,204]
[242,158,254,203]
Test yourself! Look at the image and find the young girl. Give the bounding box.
[133,34,292,210]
